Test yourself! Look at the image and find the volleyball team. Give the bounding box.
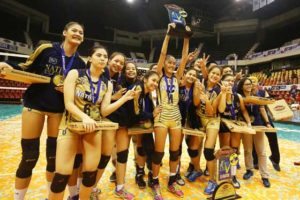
[0,21,281,200]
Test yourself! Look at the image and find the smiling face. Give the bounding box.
[243,79,253,93]
[89,48,108,71]
[144,73,159,92]
[63,23,84,46]
[108,54,125,74]
[125,62,137,79]
[222,66,233,75]
[184,69,197,85]
[208,67,221,85]
[164,56,176,75]
[222,75,235,87]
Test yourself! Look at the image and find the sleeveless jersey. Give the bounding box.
[156,75,181,122]
[196,85,220,117]
[67,69,108,122]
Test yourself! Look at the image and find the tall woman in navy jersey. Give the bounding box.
[178,68,204,183]
[237,78,271,188]
[193,65,224,195]
[151,23,190,199]
[0,22,86,199]
[218,74,252,188]
[48,45,135,199]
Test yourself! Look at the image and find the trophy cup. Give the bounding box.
[208,147,241,200]
[164,4,193,38]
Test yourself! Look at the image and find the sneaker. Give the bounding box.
[243,170,253,180]
[135,174,146,189]
[114,187,134,200]
[167,182,184,198]
[89,188,101,200]
[68,195,79,200]
[152,184,163,200]
[184,163,194,178]
[262,178,271,188]
[187,170,202,182]
[175,173,185,186]
[269,156,281,171]
[204,167,209,176]
[231,176,240,189]
[110,171,116,182]
[204,180,217,195]
[148,172,153,188]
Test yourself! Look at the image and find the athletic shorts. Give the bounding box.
[200,115,220,131]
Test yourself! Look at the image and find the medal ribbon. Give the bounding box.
[61,47,76,77]
[164,75,174,104]
[87,69,102,104]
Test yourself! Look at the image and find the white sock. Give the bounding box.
[47,182,51,195]
[77,177,82,191]
[68,185,78,197]
[14,188,27,200]
[116,184,124,191]
[231,165,237,176]
[169,172,176,177]
[176,164,180,173]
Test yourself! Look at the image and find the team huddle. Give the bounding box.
[0,21,281,200]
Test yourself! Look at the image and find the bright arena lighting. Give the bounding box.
[126,0,135,3]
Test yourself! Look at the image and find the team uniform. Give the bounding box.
[196,85,221,131]
[179,86,200,129]
[154,75,181,129]
[58,69,109,138]
[11,43,85,181]
[10,42,86,113]
[219,94,242,133]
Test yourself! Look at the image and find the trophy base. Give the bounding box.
[207,182,241,200]
[168,24,193,38]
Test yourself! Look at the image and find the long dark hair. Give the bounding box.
[237,77,252,97]
[86,45,108,68]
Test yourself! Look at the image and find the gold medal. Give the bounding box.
[53,75,64,86]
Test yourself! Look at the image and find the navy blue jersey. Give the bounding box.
[9,43,86,112]
[179,86,201,128]
[220,94,241,120]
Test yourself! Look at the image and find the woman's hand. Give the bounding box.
[112,88,127,100]
[153,105,162,118]
[82,115,97,133]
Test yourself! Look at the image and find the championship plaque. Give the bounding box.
[208,147,241,200]
[266,99,294,121]
[128,120,154,135]
[0,68,50,84]
[164,4,193,38]
[221,118,256,135]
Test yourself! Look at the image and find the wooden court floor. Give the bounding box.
[0,115,299,200]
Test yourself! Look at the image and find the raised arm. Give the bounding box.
[156,23,174,76]
[175,27,190,80]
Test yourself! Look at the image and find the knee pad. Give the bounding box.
[204,148,215,161]
[152,151,164,165]
[137,147,146,157]
[169,150,180,161]
[46,137,57,172]
[98,155,111,169]
[178,145,182,156]
[51,173,70,193]
[188,148,199,158]
[16,138,40,178]
[82,170,97,187]
[117,149,129,164]
[73,154,82,169]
